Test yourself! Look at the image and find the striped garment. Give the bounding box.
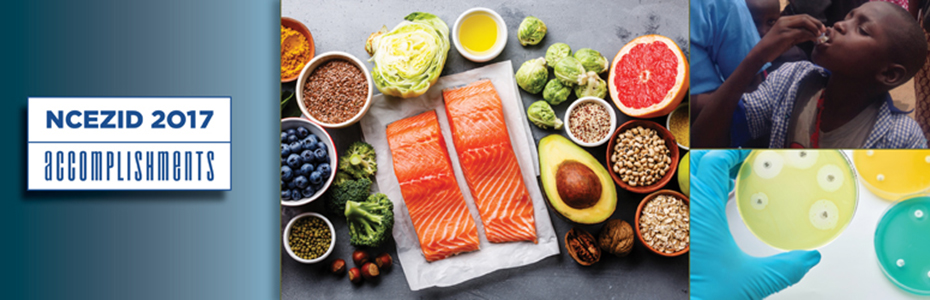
[740,61,928,148]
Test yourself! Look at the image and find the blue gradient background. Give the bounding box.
[1,0,278,299]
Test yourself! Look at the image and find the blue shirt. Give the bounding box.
[690,0,764,94]
[738,61,927,148]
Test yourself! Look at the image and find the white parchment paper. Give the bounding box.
[359,61,558,291]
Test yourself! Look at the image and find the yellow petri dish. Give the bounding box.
[735,150,858,250]
[853,150,930,201]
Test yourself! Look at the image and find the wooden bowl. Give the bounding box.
[634,189,689,257]
[605,119,680,194]
[281,17,315,83]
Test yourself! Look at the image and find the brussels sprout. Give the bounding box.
[574,48,609,74]
[543,79,571,105]
[518,16,547,46]
[527,100,563,130]
[545,43,572,67]
[574,71,608,99]
[515,57,548,94]
[553,56,585,86]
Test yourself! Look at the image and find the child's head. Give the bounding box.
[746,0,781,38]
[812,1,927,90]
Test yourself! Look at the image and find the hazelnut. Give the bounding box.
[375,253,393,270]
[352,250,369,266]
[330,258,346,275]
[361,262,380,280]
[348,267,362,284]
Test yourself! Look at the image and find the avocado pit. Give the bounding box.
[556,161,602,209]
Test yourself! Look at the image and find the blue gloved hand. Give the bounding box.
[690,150,822,300]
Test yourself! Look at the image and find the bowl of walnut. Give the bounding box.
[605,119,680,194]
[635,190,689,257]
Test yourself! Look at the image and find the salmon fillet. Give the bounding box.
[386,110,480,262]
[443,80,537,243]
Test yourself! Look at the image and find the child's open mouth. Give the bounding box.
[816,27,832,45]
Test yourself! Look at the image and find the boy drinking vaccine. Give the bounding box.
[693,2,928,148]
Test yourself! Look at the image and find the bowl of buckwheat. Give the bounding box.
[606,119,679,194]
[635,190,689,257]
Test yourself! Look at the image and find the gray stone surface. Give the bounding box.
[281,0,689,298]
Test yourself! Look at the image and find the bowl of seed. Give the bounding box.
[606,119,679,194]
[283,212,335,264]
[635,190,689,257]
[666,102,689,150]
[296,51,373,128]
[564,96,617,147]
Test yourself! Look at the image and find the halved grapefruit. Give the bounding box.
[608,35,688,119]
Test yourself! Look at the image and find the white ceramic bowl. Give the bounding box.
[564,96,617,147]
[281,117,338,207]
[283,212,336,264]
[296,51,374,128]
[666,103,689,150]
[452,8,507,63]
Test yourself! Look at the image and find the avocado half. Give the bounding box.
[539,134,617,224]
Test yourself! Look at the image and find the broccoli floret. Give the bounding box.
[344,193,394,247]
[332,172,353,186]
[327,176,372,215]
[527,100,563,130]
[338,141,377,179]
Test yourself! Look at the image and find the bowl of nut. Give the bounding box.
[635,190,689,257]
[606,119,680,194]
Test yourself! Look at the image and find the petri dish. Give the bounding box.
[735,150,858,250]
[853,150,930,201]
[874,195,930,295]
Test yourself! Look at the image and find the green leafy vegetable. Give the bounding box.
[345,193,395,247]
[553,56,585,86]
[574,71,608,99]
[517,16,547,46]
[574,48,609,74]
[543,79,571,105]
[515,57,549,94]
[545,43,572,67]
[527,100,563,130]
[281,91,301,118]
[366,12,450,98]
[327,176,373,215]
[338,141,377,179]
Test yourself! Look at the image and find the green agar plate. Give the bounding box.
[875,195,930,295]
[735,150,858,250]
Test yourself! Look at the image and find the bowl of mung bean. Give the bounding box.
[563,96,617,147]
[606,120,679,194]
[283,212,336,263]
[296,51,373,128]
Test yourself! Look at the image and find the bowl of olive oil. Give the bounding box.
[453,7,507,63]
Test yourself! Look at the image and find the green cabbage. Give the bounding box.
[366,12,450,99]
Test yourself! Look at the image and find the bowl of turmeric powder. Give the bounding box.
[282,17,315,83]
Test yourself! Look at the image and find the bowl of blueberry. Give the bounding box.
[281,117,337,206]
